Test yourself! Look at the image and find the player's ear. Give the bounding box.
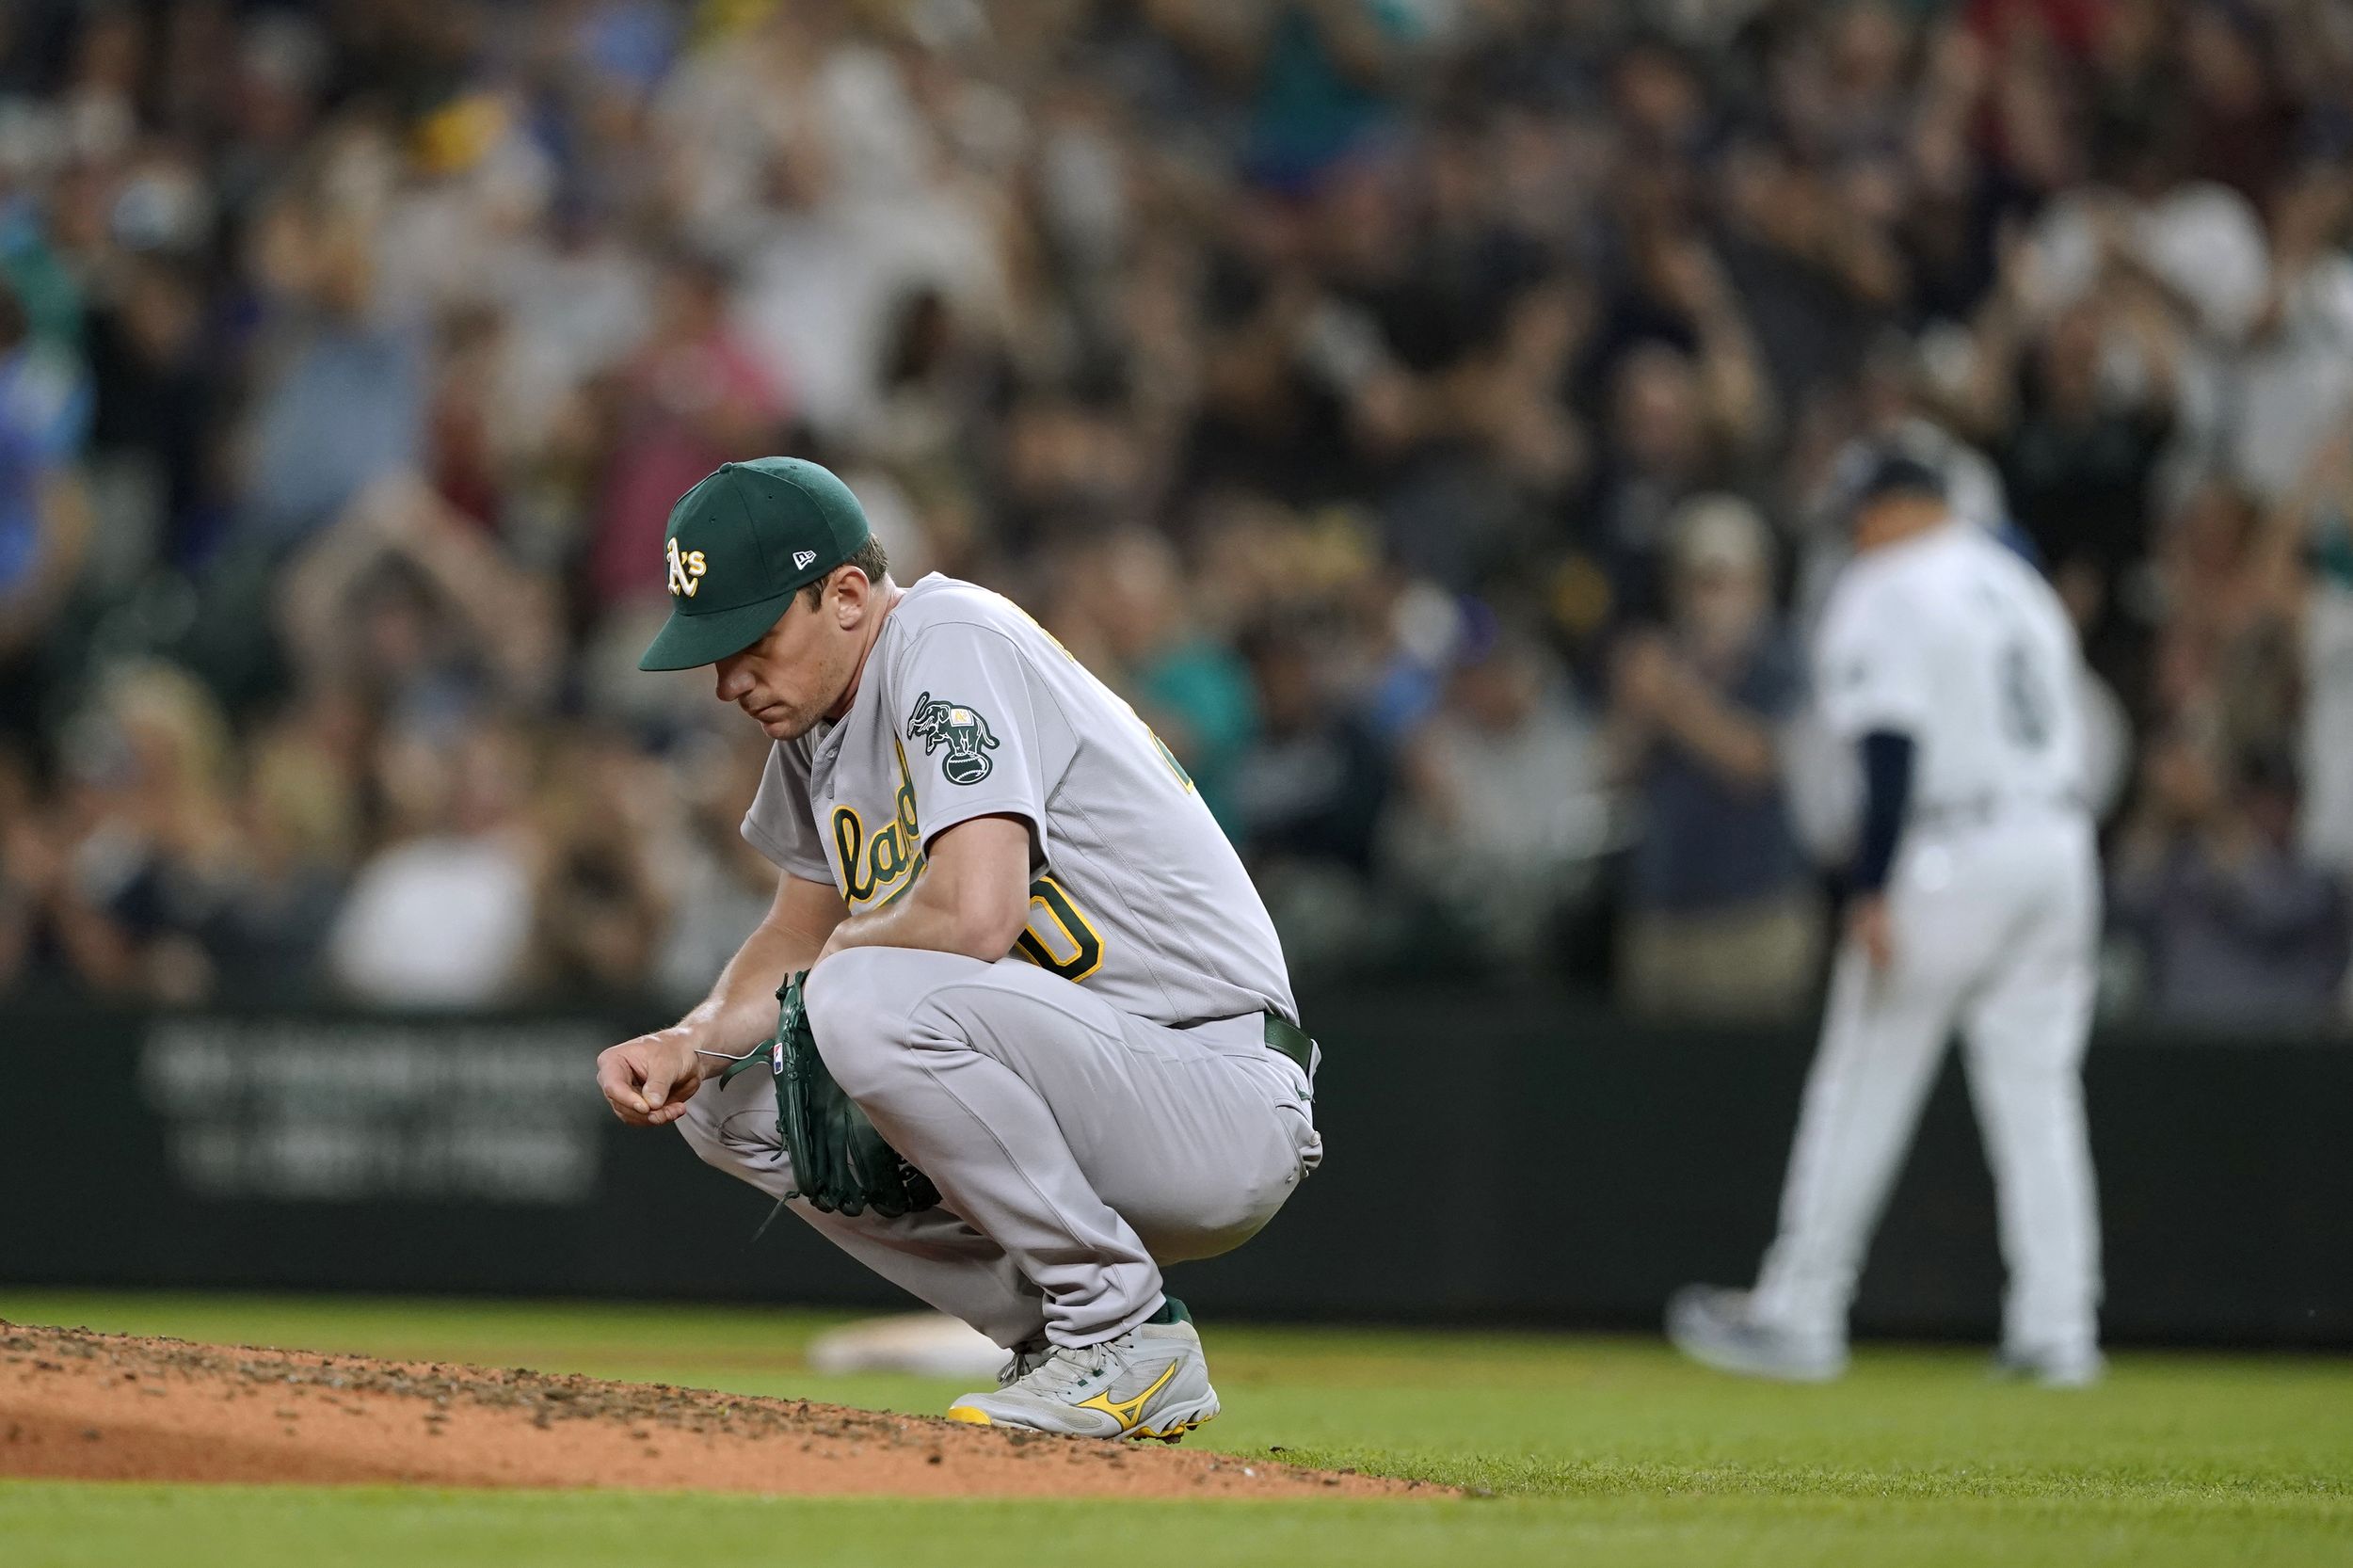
[832,565,871,627]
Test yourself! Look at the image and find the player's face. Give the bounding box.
[712,588,861,741]
[1853,492,1948,552]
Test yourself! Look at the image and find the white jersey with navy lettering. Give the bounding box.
[1814,520,2086,815]
[741,573,1297,1030]
[1732,514,2105,1369]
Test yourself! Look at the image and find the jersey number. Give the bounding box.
[1014,873,1104,981]
[1998,639,2052,750]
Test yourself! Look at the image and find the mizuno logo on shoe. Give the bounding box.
[1073,1361,1177,1431]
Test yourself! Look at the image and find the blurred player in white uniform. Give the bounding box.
[1669,450,2105,1388]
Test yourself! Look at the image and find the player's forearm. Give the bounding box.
[678,906,838,1057]
[821,815,1032,965]
[821,879,1023,965]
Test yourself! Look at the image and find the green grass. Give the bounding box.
[3,1292,2349,1566]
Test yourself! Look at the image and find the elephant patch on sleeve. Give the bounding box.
[905,692,1000,785]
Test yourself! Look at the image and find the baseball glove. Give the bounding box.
[755,971,941,1220]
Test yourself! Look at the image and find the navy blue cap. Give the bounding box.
[1852,451,1947,508]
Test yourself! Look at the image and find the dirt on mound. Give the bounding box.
[0,1320,1430,1500]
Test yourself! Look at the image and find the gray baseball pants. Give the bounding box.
[677,947,1321,1349]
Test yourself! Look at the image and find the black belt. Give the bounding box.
[1263,1014,1315,1076]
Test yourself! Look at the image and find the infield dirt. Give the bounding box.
[0,1319,1430,1500]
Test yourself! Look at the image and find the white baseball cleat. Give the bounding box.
[946,1304,1219,1440]
[1992,1343,2106,1389]
[1667,1285,1849,1383]
[996,1336,1051,1387]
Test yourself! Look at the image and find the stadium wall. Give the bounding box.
[7,991,2347,1347]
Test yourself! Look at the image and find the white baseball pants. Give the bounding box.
[677,948,1321,1349]
[1748,808,2104,1358]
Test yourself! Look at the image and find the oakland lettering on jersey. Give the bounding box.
[831,740,925,907]
[823,735,1104,981]
[741,574,1294,1030]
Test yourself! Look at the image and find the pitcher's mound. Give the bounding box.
[0,1320,1428,1500]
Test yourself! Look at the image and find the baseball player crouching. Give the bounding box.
[598,458,1322,1438]
[1669,449,2105,1388]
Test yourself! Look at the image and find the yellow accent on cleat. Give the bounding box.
[945,1405,992,1425]
[1072,1360,1176,1432]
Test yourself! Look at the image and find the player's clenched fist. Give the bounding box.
[597,1030,709,1127]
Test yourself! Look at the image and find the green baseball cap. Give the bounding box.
[637,456,872,671]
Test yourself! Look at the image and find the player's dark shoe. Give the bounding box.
[947,1303,1219,1440]
[1991,1343,2105,1389]
[1667,1286,1849,1383]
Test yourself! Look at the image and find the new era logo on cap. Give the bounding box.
[793,550,817,569]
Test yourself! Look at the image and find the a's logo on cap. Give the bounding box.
[666,536,708,598]
[793,550,817,570]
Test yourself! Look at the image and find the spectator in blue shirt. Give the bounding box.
[1610,494,1821,1022]
[239,208,423,549]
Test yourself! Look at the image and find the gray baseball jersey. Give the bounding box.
[741,573,1298,1030]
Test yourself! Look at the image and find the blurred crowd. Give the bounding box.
[1,0,2349,1029]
